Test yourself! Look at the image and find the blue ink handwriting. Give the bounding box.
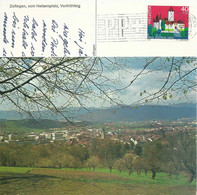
[11,30,16,48]
[52,20,58,32]
[59,23,70,56]
[31,43,35,56]
[3,48,7,57]
[78,28,85,42]
[12,12,19,28]
[3,12,9,44]
[51,37,58,57]
[31,18,38,42]
[42,20,47,52]
[22,15,29,49]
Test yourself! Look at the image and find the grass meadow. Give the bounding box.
[0,166,196,195]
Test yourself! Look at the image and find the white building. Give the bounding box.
[52,132,64,140]
[130,138,138,145]
[8,134,17,141]
[0,135,4,141]
[8,134,12,141]
[45,133,52,140]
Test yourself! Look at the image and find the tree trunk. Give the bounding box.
[151,170,156,180]
[168,172,172,179]
[144,169,147,176]
[138,169,141,176]
[109,167,112,173]
[128,169,132,175]
[187,173,195,183]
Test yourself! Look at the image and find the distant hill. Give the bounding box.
[0,110,27,120]
[0,107,89,121]
[0,103,196,123]
[0,119,66,131]
[0,119,93,132]
[80,104,196,122]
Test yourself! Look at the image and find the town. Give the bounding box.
[0,118,196,146]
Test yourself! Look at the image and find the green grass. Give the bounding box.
[0,167,195,195]
[165,29,174,32]
[69,168,195,185]
[0,166,33,173]
[0,166,194,185]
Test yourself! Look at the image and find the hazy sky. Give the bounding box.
[0,57,196,111]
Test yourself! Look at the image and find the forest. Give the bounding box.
[0,130,195,183]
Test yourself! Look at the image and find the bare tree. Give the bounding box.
[0,57,196,121]
[123,153,134,175]
[86,156,100,171]
[164,131,196,183]
[120,57,196,107]
[143,141,164,180]
[114,158,125,173]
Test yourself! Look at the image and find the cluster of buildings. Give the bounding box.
[0,130,68,144]
[0,119,196,146]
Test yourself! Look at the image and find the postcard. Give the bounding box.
[0,0,196,194]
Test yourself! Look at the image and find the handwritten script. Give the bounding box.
[0,9,95,57]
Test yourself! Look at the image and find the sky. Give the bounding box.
[0,57,196,111]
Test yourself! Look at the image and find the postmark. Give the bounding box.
[97,13,147,42]
[147,6,189,40]
[188,13,197,39]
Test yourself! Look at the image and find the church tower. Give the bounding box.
[168,7,174,22]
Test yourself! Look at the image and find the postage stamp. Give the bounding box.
[147,6,189,39]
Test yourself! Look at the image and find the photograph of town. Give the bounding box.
[148,6,189,39]
[0,57,196,194]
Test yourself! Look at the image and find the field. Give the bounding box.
[0,167,195,195]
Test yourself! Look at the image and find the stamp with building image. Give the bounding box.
[147,6,189,39]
